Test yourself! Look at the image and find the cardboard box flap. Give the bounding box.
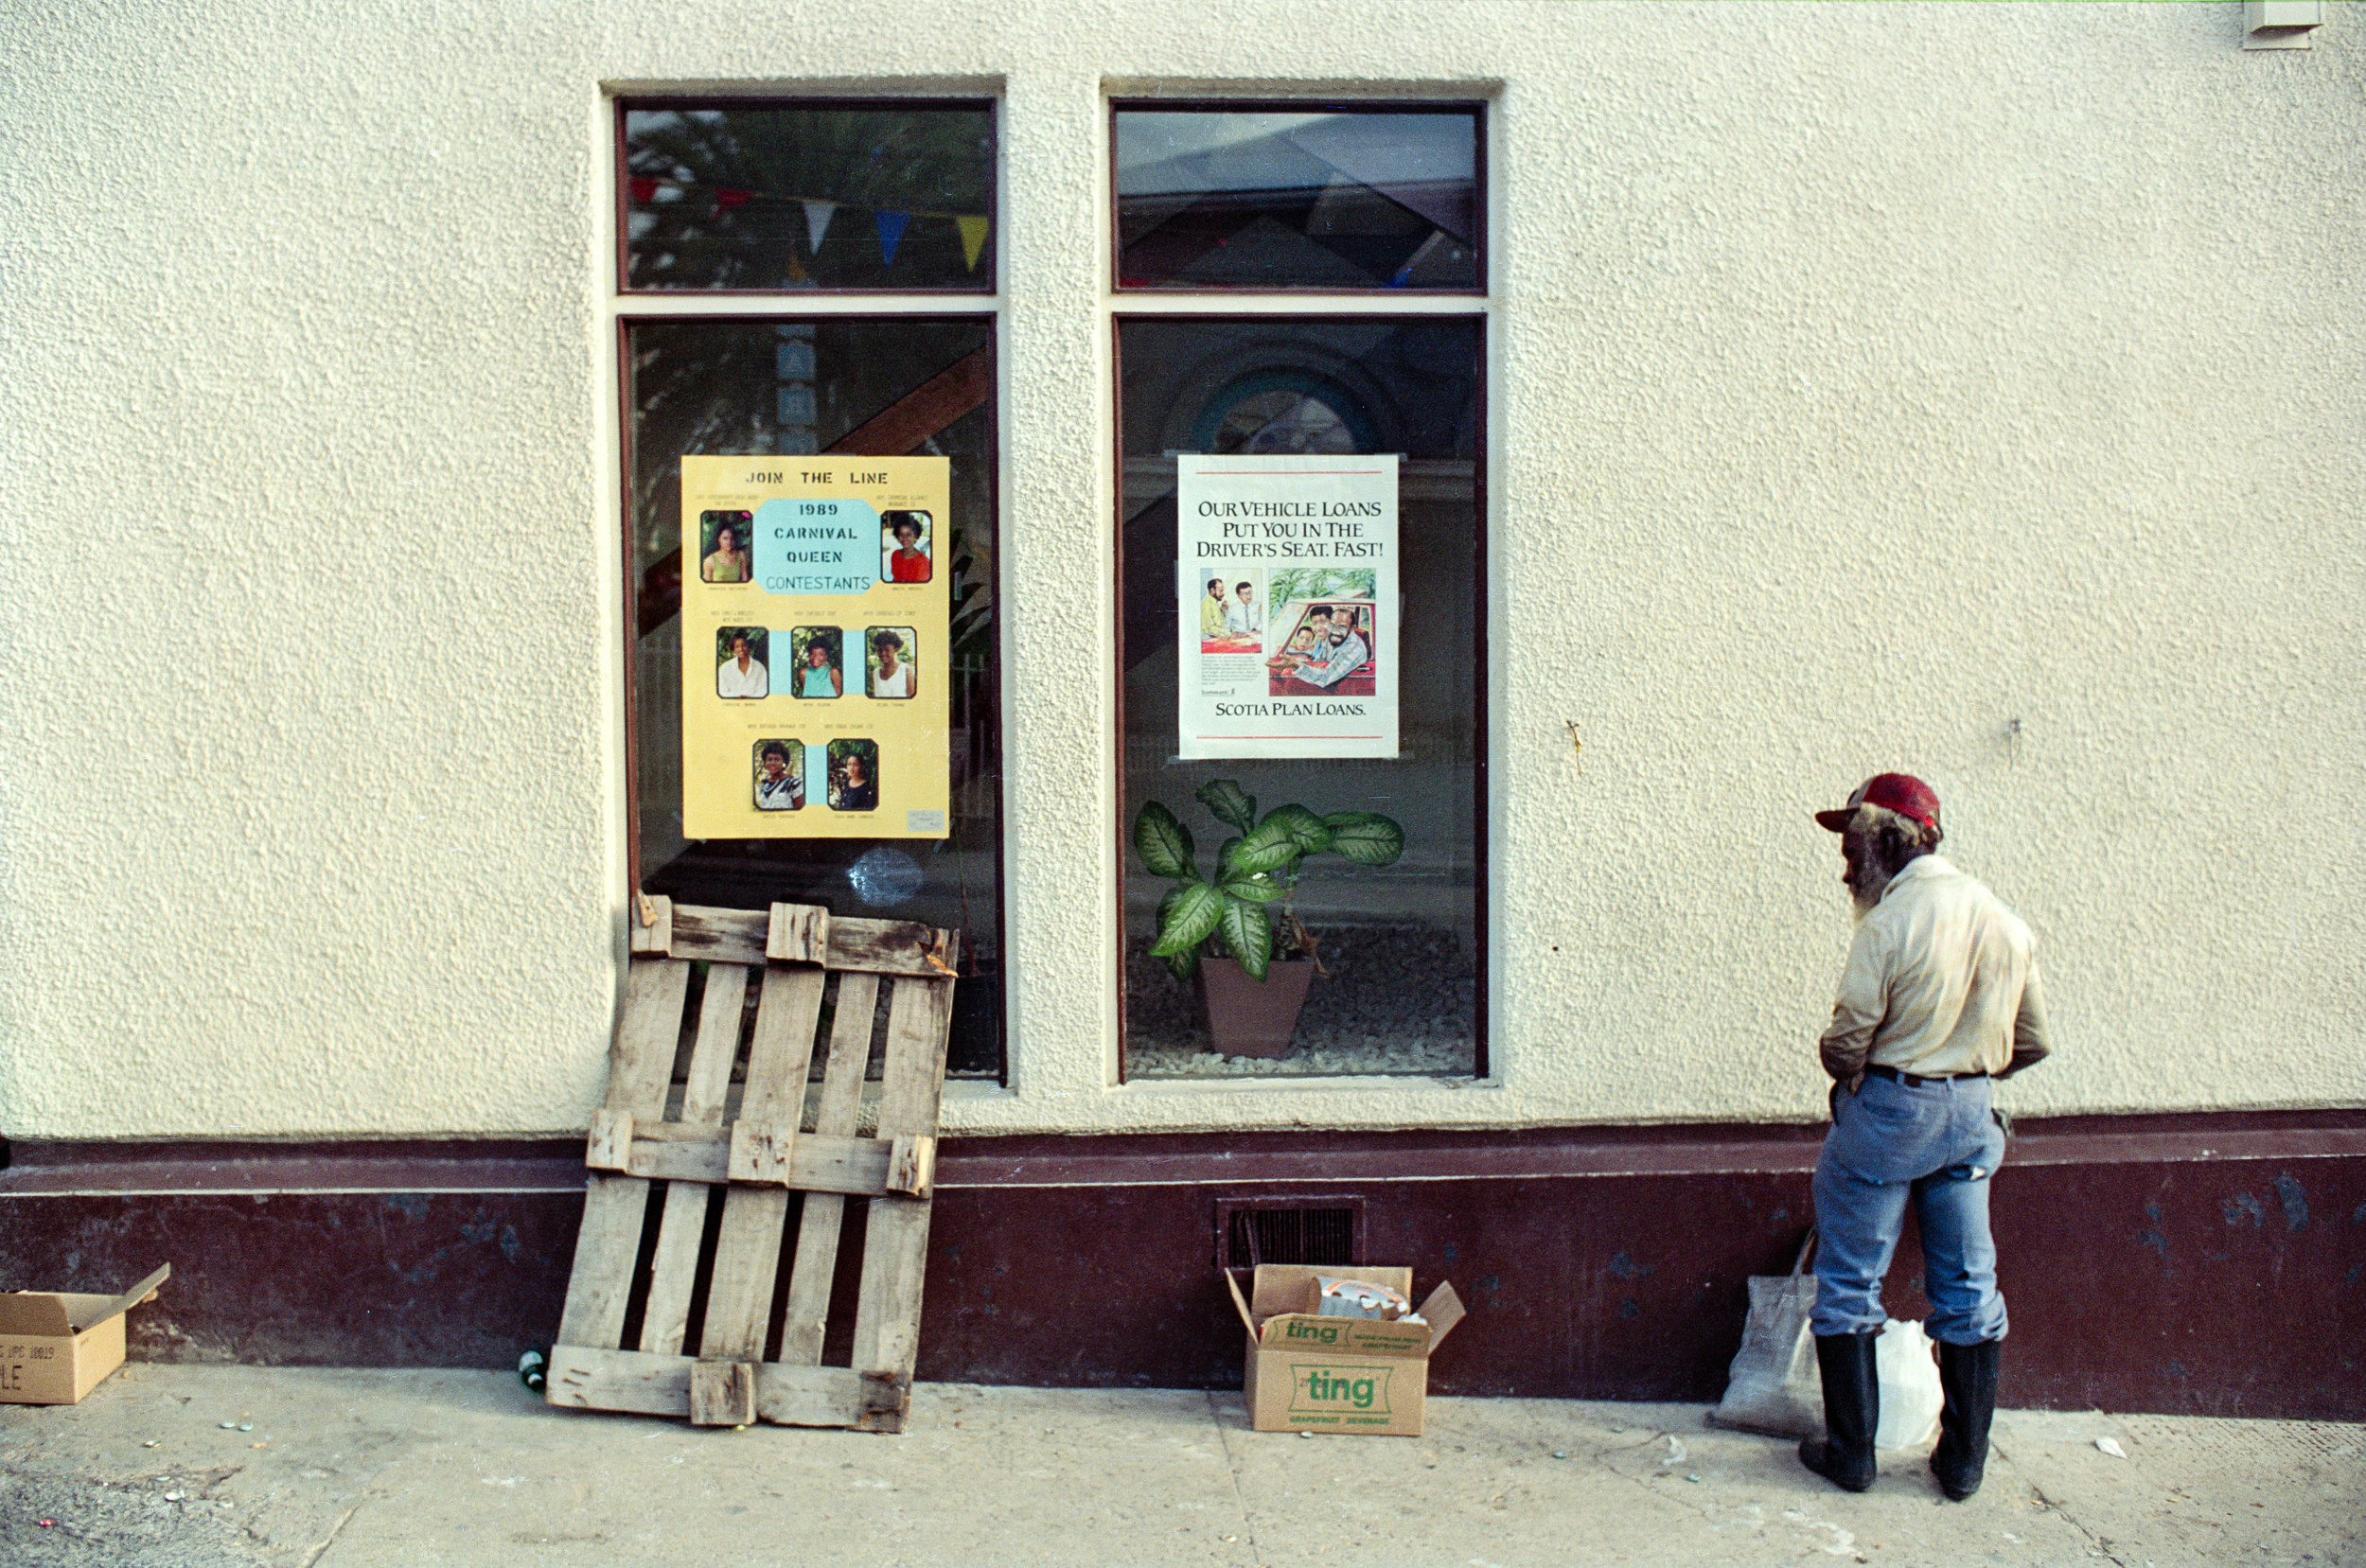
[0,1293,73,1337]
[0,1264,169,1337]
[1225,1268,1259,1336]
[1247,1264,1413,1321]
[71,1264,170,1332]
[1415,1280,1466,1349]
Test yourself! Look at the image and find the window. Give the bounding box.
[1113,102,1487,1082]
[1114,104,1481,291]
[625,102,995,291]
[614,98,1004,1077]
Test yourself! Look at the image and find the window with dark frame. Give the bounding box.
[615,99,1005,1079]
[1113,103,1481,292]
[1113,99,1488,1084]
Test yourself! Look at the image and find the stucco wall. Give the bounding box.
[1,2,2358,1139]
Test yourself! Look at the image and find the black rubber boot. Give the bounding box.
[1930,1338,2001,1500]
[1798,1331,1880,1491]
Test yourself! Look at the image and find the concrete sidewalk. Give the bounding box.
[2,1367,2358,1568]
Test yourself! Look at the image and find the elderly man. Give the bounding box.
[1799,773,2052,1500]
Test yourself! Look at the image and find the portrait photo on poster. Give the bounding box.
[867,626,917,699]
[715,625,770,699]
[1267,592,1376,697]
[788,626,843,698]
[752,739,805,812]
[827,738,879,812]
[698,508,754,585]
[1198,569,1265,653]
[880,510,933,584]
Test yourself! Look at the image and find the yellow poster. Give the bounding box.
[679,455,951,840]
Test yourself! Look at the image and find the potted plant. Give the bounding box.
[1132,780,1405,1058]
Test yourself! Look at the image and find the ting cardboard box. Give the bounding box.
[1227,1264,1464,1437]
[0,1264,169,1405]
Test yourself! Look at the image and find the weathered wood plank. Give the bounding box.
[545,1343,866,1427]
[622,1128,895,1195]
[690,1360,756,1427]
[778,970,878,1365]
[629,892,673,956]
[609,960,694,1112]
[765,902,830,965]
[663,904,961,978]
[727,1122,799,1185]
[698,960,827,1362]
[585,1108,633,1172]
[886,1134,936,1199]
[850,974,955,1431]
[638,962,748,1357]
[552,960,692,1352]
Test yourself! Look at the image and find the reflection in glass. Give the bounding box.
[1116,108,1480,291]
[1118,319,1482,1078]
[625,104,994,291]
[627,318,1002,1074]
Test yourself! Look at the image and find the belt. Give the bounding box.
[1863,1063,1988,1087]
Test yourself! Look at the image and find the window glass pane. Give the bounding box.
[1115,108,1479,291]
[1119,318,1482,1078]
[628,318,1003,1075]
[625,104,994,291]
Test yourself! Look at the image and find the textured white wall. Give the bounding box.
[0,2,2358,1139]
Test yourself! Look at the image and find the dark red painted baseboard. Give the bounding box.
[2,1112,2359,1419]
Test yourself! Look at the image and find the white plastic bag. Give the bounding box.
[1873,1317,1943,1450]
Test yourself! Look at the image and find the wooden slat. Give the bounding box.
[728,1121,799,1184]
[849,973,956,1432]
[553,960,691,1351]
[545,1344,867,1427]
[886,1135,936,1198]
[778,970,878,1365]
[691,1360,756,1427]
[585,1108,633,1172]
[698,960,828,1362]
[630,892,673,955]
[622,1129,896,1195]
[637,962,749,1356]
[766,902,830,964]
[664,904,962,978]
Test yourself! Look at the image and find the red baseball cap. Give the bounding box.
[1815,773,1941,834]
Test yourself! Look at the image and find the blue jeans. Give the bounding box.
[1810,1071,2009,1345]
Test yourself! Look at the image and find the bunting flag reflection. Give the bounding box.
[803,200,837,254]
[625,174,987,272]
[956,214,990,272]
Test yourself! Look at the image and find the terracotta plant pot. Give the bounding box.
[1194,958,1315,1059]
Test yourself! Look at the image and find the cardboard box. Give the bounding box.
[1227,1264,1464,1436]
[0,1264,169,1405]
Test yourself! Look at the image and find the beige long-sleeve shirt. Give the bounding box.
[1818,854,2053,1082]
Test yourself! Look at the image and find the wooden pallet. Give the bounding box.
[545,895,958,1433]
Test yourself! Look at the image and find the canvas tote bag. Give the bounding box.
[1705,1230,1825,1438]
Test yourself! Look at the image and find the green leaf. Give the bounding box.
[1218,870,1287,905]
[1214,836,1244,873]
[1162,949,1198,984]
[1262,803,1333,855]
[1149,881,1224,957]
[1227,818,1301,874]
[1195,779,1257,835]
[1133,801,1198,880]
[1216,894,1272,980]
[1321,811,1406,866]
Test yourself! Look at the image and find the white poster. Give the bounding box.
[1174,453,1398,760]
